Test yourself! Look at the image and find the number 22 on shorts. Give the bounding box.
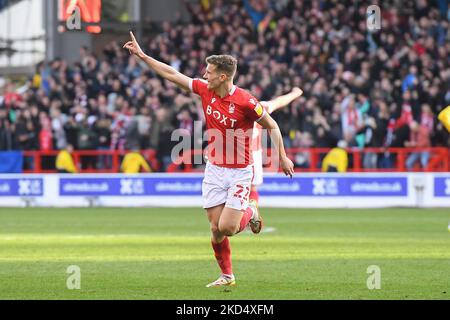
[233,184,250,202]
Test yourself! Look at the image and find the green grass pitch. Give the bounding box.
[0,207,449,299]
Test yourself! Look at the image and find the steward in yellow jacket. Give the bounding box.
[120,152,152,173]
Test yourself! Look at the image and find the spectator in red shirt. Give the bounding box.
[39,118,53,151]
[3,83,22,109]
[405,121,431,170]
[39,115,54,170]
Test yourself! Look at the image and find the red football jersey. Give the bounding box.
[190,78,266,168]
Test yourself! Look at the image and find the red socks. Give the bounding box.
[211,237,232,276]
[249,189,259,202]
[238,206,254,233]
[211,203,257,275]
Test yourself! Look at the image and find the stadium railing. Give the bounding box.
[167,147,449,173]
[19,147,449,173]
[22,149,158,173]
[284,147,449,172]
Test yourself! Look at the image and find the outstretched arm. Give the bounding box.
[123,31,192,91]
[263,87,303,114]
[256,113,294,178]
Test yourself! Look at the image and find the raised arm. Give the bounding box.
[123,31,192,91]
[256,113,294,178]
[263,87,303,114]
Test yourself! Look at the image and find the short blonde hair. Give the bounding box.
[205,55,237,79]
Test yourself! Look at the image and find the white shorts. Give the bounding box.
[202,162,254,211]
[252,149,263,186]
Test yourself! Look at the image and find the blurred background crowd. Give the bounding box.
[0,0,449,171]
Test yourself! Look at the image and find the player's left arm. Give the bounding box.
[257,113,294,178]
[262,87,303,114]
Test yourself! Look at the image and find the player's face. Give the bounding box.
[203,64,225,90]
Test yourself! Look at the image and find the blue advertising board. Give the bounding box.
[258,176,407,196]
[0,178,44,196]
[59,176,407,197]
[60,177,202,196]
[434,177,450,197]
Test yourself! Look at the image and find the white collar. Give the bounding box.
[229,85,236,96]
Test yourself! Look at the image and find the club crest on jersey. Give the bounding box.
[228,103,235,114]
[249,98,256,106]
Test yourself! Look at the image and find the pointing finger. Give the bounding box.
[130,31,136,42]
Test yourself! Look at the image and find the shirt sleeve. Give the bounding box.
[189,78,209,96]
[246,95,267,122]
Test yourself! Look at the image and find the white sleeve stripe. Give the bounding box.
[188,78,194,92]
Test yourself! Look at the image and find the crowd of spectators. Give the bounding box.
[0,0,449,171]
